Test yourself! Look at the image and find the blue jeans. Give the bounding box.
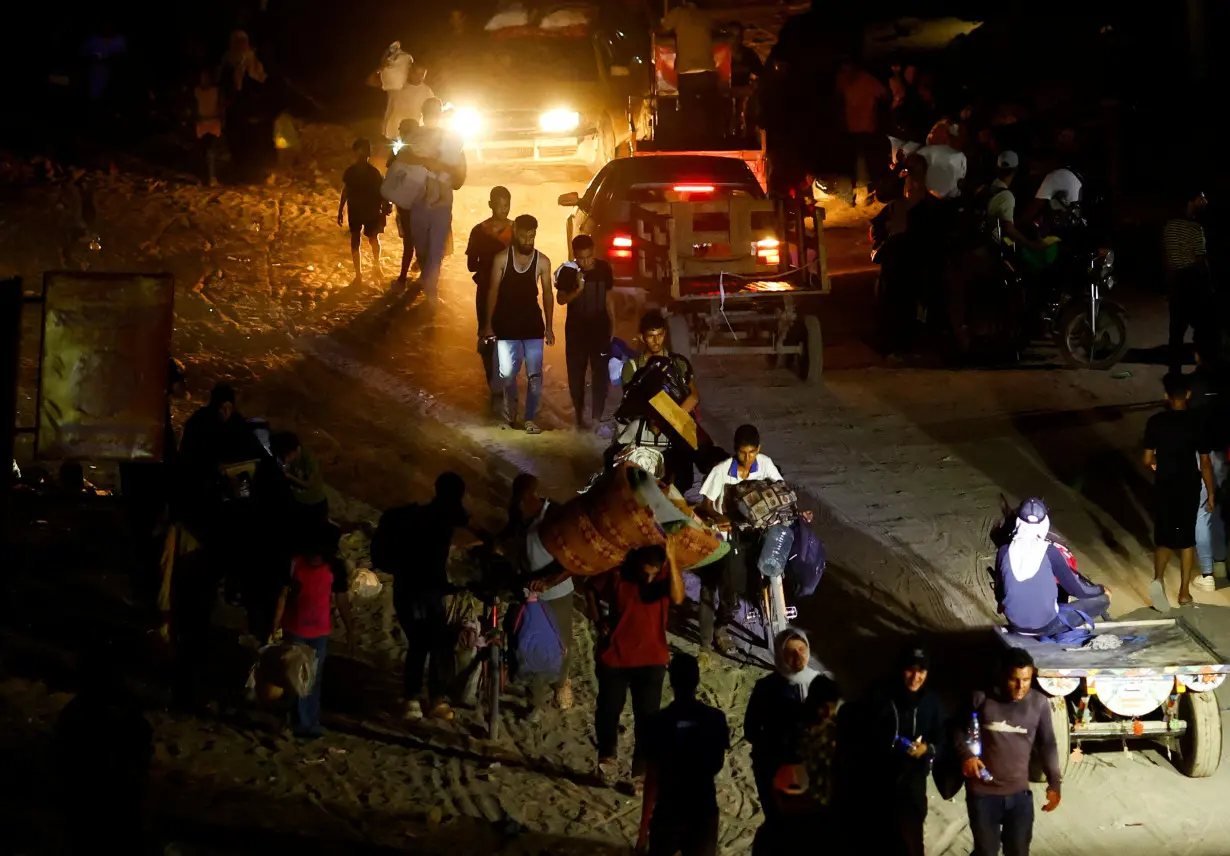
[497,338,544,421]
[288,634,328,734]
[410,200,451,300]
[1196,451,1228,575]
[967,790,1034,856]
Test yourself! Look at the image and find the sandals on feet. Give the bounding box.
[597,757,620,786]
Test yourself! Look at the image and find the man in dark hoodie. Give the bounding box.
[637,652,729,856]
[958,647,1062,856]
[744,628,820,851]
[372,472,472,722]
[855,644,945,856]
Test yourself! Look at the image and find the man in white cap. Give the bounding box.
[986,151,1044,250]
[995,498,1111,635]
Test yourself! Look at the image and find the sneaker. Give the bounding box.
[1193,575,1217,592]
[403,700,423,721]
[524,420,542,435]
[713,628,737,656]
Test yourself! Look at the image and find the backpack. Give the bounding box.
[787,518,826,597]
[513,597,564,677]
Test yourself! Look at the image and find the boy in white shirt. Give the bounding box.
[695,424,783,661]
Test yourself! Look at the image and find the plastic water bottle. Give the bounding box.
[757,523,794,577]
[967,713,994,782]
[894,735,915,752]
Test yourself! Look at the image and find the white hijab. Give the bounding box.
[1007,515,1051,582]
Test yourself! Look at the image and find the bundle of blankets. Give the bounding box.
[531,464,727,577]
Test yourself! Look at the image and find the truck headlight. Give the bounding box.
[448,107,483,141]
[540,109,580,133]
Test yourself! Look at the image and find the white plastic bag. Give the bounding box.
[540,7,592,30]
[349,568,383,599]
[485,4,529,30]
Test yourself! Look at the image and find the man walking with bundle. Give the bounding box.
[556,234,615,430]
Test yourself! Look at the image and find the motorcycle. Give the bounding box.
[959,228,1128,370]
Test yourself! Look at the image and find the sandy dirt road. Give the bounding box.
[3,125,1230,854]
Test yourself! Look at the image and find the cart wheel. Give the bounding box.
[798,314,823,382]
[1029,695,1070,783]
[1177,689,1222,778]
[667,314,692,360]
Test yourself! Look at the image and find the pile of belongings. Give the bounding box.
[614,355,698,450]
[533,464,727,577]
[486,2,596,34]
[731,480,798,529]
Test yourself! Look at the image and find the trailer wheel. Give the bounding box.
[798,314,823,382]
[1029,695,1071,783]
[1177,689,1222,778]
[667,314,692,360]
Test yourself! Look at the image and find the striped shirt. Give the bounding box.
[1163,218,1207,271]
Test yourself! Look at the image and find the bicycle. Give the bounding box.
[725,523,798,653]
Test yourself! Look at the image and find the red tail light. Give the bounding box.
[611,233,633,260]
[756,237,780,266]
[673,184,715,193]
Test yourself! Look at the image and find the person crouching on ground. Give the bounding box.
[587,542,685,788]
[744,628,819,849]
[637,652,729,856]
[996,497,1111,635]
[272,525,356,738]
[337,137,387,285]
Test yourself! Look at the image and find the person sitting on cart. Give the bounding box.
[996,497,1111,637]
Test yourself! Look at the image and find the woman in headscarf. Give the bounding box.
[995,497,1111,635]
[744,628,821,852]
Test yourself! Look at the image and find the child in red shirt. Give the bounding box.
[273,526,355,738]
[588,541,685,786]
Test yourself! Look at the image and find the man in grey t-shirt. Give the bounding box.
[957,647,1061,856]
